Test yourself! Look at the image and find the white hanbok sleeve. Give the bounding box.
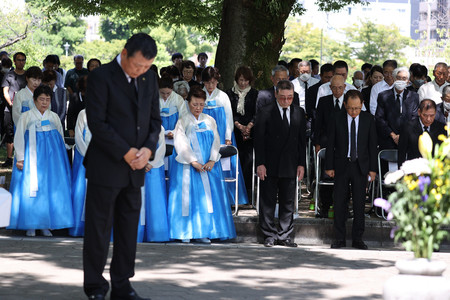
[12,90,24,125]
[174,118,197,164]
[208,116,221,162]
[50,111,64,139]
[13,112,29,161]
[149,126,166,168]
[75,110,89,156]
[220,91,234,141]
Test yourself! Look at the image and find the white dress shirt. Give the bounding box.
[292,76,320,109]
[370,80,393,115]
[418,80,449,105]
[276,101,290,124]
[316,82,356,108]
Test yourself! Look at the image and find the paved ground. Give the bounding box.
[1,236,450,300]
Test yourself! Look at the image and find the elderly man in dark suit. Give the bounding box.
[375,66,419,151]
[83,33,161,300]
[325,90,377,250]
[435,85,450,124]
[255,80,306,248]
[256,65,299,114]
[398,99,446,168]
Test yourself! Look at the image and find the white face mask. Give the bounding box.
[299,73,311,82]
[354,79,364,88]
[444,101,450,110]
[394,80,407,91]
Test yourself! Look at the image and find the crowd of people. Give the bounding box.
[2,47,450,251]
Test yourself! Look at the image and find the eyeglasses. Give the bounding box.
[278,95,293,101]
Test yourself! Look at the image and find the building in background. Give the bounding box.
[417,0,449,42]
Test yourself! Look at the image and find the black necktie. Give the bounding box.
[304,81,308,91]
[396,94,401,114]
[282,107,289,129]
[335,98,340,110]
[424,126,428,133]
[130,78,137,98]
[351,117,357,162]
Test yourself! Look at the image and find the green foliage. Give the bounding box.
[100,13,133,42]
[342,20,412,65]
[72,39,125,67]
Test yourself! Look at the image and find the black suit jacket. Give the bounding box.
[256,86,300,114]
[435,103,448,125]
[254,102,306,178]
[314,94,345,147]
[375,88,419,149]
[398,118,446,168]
[85,58,162,188]
[361,86,372,113]
[325,110,377,176]
[305,81,323,120]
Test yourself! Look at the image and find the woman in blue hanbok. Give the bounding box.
[159,75,187,140]
[168,86,236,243]
[136,126,170,242]
[12,66,43,124]
[8,85,73,237]
[201,67,249,205]
[69,109,91,237]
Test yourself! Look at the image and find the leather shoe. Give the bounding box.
[110,289,150,300]
[87,294,105,300]
[352,240,368,250]
[263,238,275,247]
[277,239,298,247]
[330,240,346,249]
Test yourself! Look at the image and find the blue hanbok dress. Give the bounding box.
[8,108,73,230]
[160,91,187,184]
[167,113,236,240]
[69,109,91,236]
[136,126,170,242]
[203,87,249,205]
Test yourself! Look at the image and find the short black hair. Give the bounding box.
[277,60,288,68]
[197,52,208,60]
[181,60,196,72]
[42,69,57,83]
[44,55,58,65]
[419,99,436,111]
[87,58,101,70]
[320,63,333,74]
[333,60,348,72]
[187,85,206,102]
[361,63,372,71]
[158,75,174,89]
[276,80,294,92]
[383,60,397,69]
[13,52,26,61]
[344,89,363,104]
[25,66,43,79]
[410,64,428,78]
[33,85,52,101]
[124,33,158,59]
[310,59,319,69]
[1,58,12,68]
[171,52,183,61]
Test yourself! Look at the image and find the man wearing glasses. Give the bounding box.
[325,90,377,250]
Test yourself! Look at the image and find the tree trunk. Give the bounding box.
[215,0,296,90]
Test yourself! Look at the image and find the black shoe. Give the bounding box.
[2,158,12,168]
[263,238,275,247]
[331,240,346,249]
[87,294,105,300]
[352,240,368,250]
[277,239,298,247]
[110,289,150,300]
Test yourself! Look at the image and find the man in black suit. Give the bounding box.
[375,66,419,151]
[83,33,161,300]
[435,85,450,124]
[325,90,377,250]
[305,63,333,121]
[255,80,306,248]
[398,99,446,168]
[313,75,346,217]
[256,65,299,114]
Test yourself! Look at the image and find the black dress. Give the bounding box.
[225,87,258,196]
[361,86,372,113]
[67,92,86,132]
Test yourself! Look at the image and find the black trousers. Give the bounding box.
[333,160,366,242]
[83,182,141,297]
[259,176,295,241]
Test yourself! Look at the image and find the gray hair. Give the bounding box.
[298,60,311,70]
[353,70,364,78]
[442,85,450,96]
[393,67,410,80]
[272,65,289,76]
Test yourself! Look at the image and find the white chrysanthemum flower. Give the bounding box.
[400,158,431,176]
[384,170,404,184]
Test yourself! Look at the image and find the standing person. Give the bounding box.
[12,66,43,124]
[67,75,88,138]
[418,62,449,103]
[225,66,258,199]
[197,52,208,68]
[83,33,160,300]
[325,90,377,250]
[291,60,320,111]
[369,60,397,115]
[8,85,73,237]
[255,80,306,248]
[167,86,236,243]
[65,55,89,96]
[361,65,383,112]
[1,52,27,167]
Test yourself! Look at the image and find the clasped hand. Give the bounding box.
[191,160,215,172]
[124,147,152,170]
